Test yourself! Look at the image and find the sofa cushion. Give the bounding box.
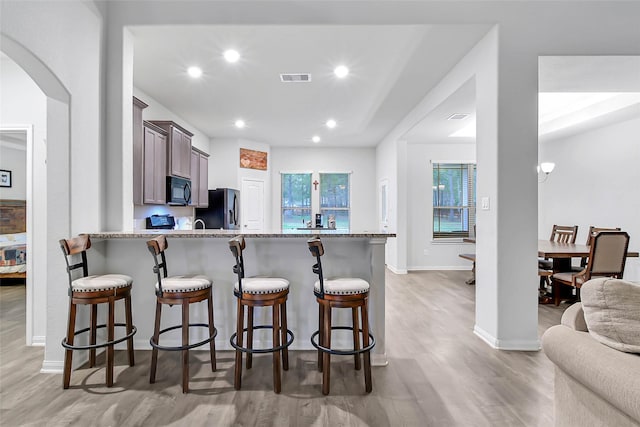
[581,278,640,353]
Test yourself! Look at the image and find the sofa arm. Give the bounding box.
[561,302,588,332]
[542,325,640,423]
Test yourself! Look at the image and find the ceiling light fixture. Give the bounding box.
[326,119,337,129]
[234,119,245,129]
[334,65,349,78]
[312,135,321,143]
[187,66,203,78]
[224,49,240,63]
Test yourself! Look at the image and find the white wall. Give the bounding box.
[407,143,476,270]
[270,147,377,231]
[539,117,640,280]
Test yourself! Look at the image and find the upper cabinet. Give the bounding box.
[149,120,193,179]
[132,97,148,205]
[190,148,209,208]
[142,122,168,204]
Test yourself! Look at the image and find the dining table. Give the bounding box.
[538,239,639,272]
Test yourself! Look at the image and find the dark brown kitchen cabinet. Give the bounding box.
[190,148,209,207]
[149,120,193,179]
[142,122,167,204]
[132,96,148,205]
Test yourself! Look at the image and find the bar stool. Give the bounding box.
[307,237,375,395]
[146,235,217,393]
[59,234,137,389]
[228,236,294,393]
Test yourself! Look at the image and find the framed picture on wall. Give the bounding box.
[0,170,11,188]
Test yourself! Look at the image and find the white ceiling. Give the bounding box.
[130,24,491,147]
[404,56,640,144]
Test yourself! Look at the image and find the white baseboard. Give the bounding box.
[40,360,63,374]
[473,325,540,351]
[371,353,388,366]
[386,265,407,275]
[31,336,45,347]
[408,266,471,271]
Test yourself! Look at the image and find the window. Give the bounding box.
[280,172,351,230]
[432,163,476,238]
[320,173,350,230]
[281,173,312,229]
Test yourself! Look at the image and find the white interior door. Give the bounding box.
[242,179,264,232]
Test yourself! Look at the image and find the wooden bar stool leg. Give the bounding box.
[181,299,190,393]
[106,297,115,387]
[281,301,289,371]
[234,300,244,390]
[207,292,216,371]
[352,306,361,371]
[246,306,254,369]
[317,303,324,372]
[89,304,97,368]
[362,300,372,393]
[272,303,282,394]
[322,303,331,396]
[125,293,135,367]
[150,301,162,384]
[63,302,77,389]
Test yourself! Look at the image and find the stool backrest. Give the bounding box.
[59,234,91,293]
[229,236,246,295]
[307,237,325,297]
[146,235,169,295]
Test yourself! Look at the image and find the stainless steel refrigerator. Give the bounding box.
[195,188,240,229]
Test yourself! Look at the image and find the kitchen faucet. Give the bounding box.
[193,219,206,230]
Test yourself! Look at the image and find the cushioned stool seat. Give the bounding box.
[154,275,211,293]
[234,277,290,295]
[314,278,370,296]
[71,274,133,292]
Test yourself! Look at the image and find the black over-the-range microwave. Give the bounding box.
[166,175,191,205]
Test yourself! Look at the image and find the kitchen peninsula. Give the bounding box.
[88,229,395,366]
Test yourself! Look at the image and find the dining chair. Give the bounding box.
[539,225,579,269]
[538,225,578,298]
[552,231,630,306]
[571,226,621,272]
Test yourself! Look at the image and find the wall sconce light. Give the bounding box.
[537,162,555,182]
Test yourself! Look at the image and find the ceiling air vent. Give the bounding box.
[447,113,469,120]
[280,73,312,83]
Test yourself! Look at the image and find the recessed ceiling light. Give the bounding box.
[224,49,240,63]
[326,119,337,129]
[234,119,245,129]
[312,135,321,143]
[187,66,202,78]
[334,65,349,78]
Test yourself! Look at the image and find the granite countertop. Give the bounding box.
[88,229,396,239]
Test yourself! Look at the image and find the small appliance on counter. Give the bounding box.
[195,188,240,229]
[146,214,176,230]
[315,213,323,228]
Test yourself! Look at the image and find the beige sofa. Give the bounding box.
[542,303,640,427]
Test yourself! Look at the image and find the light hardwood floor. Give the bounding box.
[0,271,565,426]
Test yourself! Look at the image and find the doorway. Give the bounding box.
[241,179,265,232]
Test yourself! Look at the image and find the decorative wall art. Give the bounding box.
[239,148,268,171]
[0,170,11,188]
